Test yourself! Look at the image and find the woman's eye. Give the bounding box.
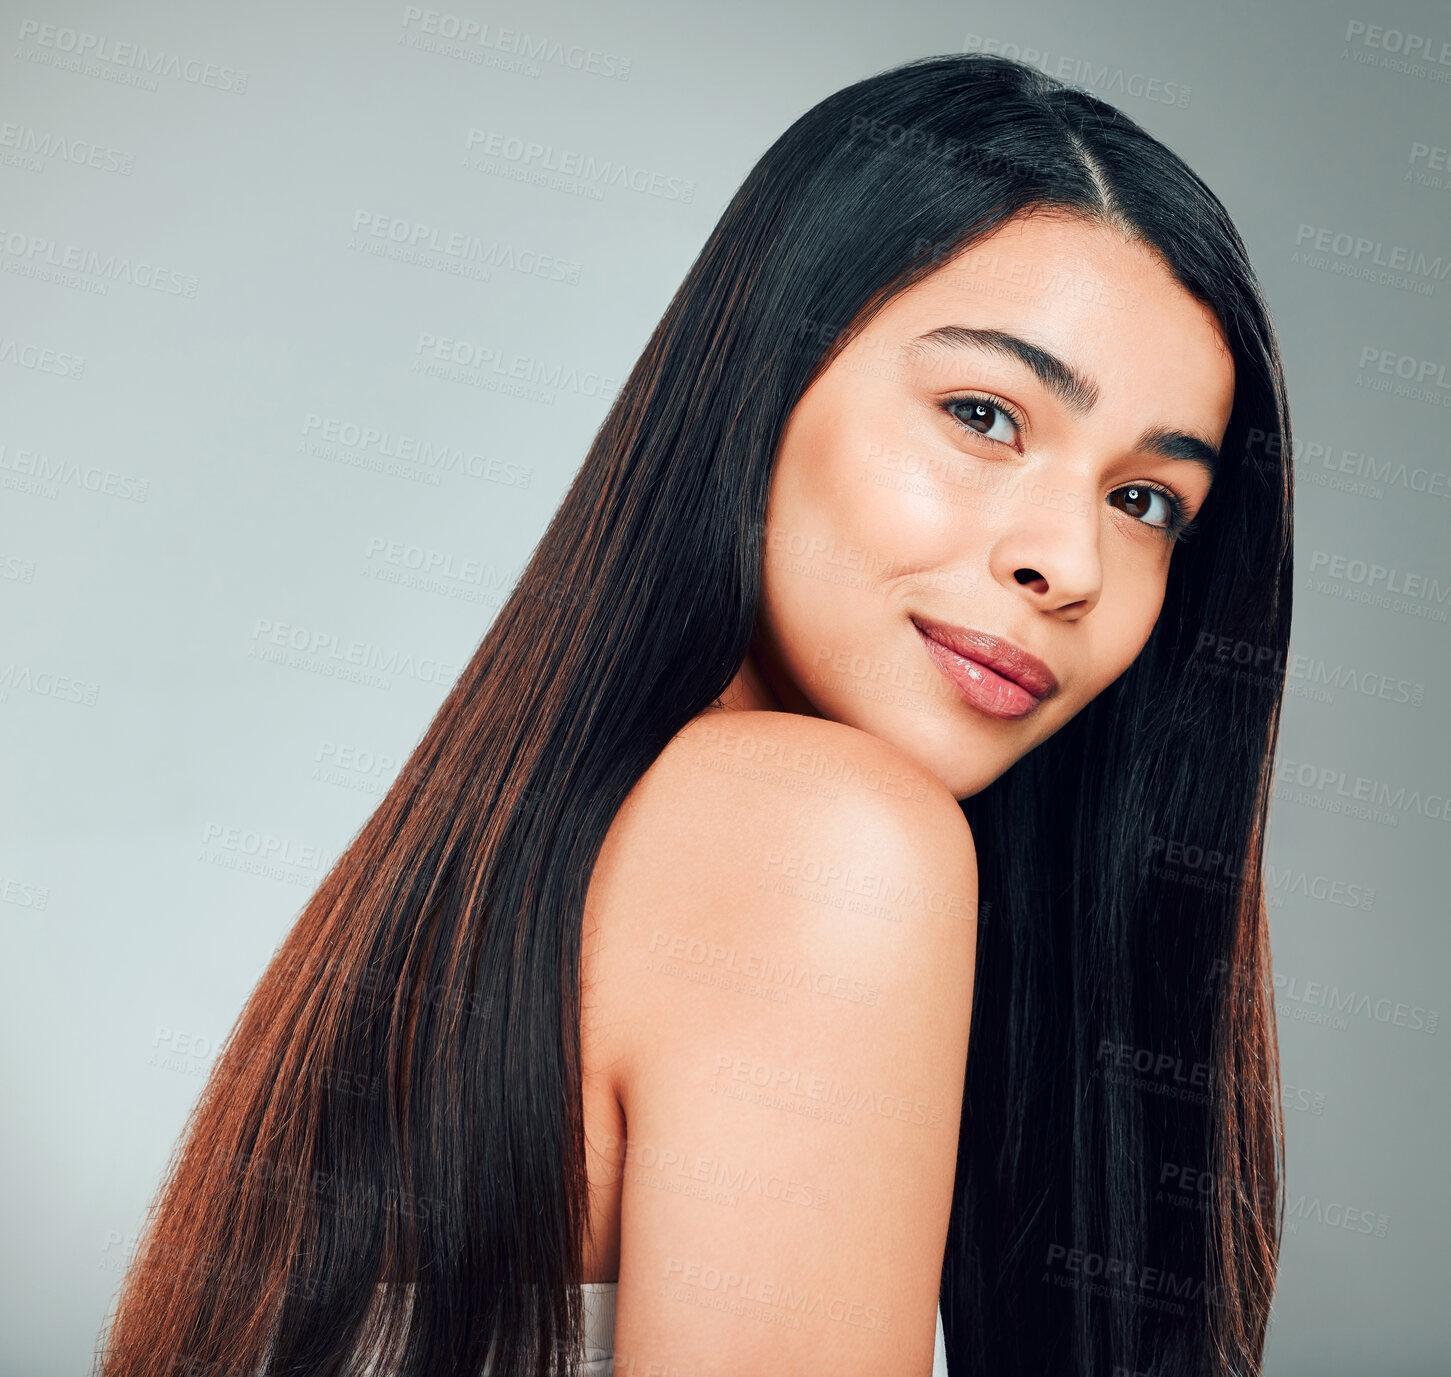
[1109,484,1178,529]
[947,397,1018,446]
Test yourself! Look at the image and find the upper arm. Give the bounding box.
[586,711,978,1377]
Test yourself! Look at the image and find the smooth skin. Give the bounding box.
[578,211,1236,1375]
[726,208,1235,798]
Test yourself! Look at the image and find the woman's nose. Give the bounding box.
[989,488,1103,617]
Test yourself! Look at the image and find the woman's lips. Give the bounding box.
[911,617,1058,721]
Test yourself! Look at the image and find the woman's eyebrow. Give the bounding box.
[904,324,1218,478]
[903,324,1100,413]
[1137,425,1219,480]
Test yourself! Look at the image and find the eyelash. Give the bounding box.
[941,393,1199,542]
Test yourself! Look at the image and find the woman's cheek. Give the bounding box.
[1095,565,1170,685]
[851,439,986,569]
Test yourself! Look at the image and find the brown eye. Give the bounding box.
[945,397,1018,445]
[961,402,996,433]
[1108,484,1176,529]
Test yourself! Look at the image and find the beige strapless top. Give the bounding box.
[363,1282,947,1374]
[553,1283,947,1376]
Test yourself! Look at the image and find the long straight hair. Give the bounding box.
[100,53,1292,1377]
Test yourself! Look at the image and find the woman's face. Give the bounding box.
[725,210,1236,798]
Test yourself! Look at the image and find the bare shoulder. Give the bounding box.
[584,709,978,1017]
[614,706,975,881]
[583,710,979,1375]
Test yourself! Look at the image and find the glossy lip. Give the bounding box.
[910,615,1059,715]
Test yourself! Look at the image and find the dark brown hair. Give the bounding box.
[100,52,1291,1377]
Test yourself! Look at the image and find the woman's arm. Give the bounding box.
[585,710,978,1376]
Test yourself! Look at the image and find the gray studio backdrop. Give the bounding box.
[1,0,1447,1372]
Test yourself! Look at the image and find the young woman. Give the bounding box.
[100,52,1292,1377]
